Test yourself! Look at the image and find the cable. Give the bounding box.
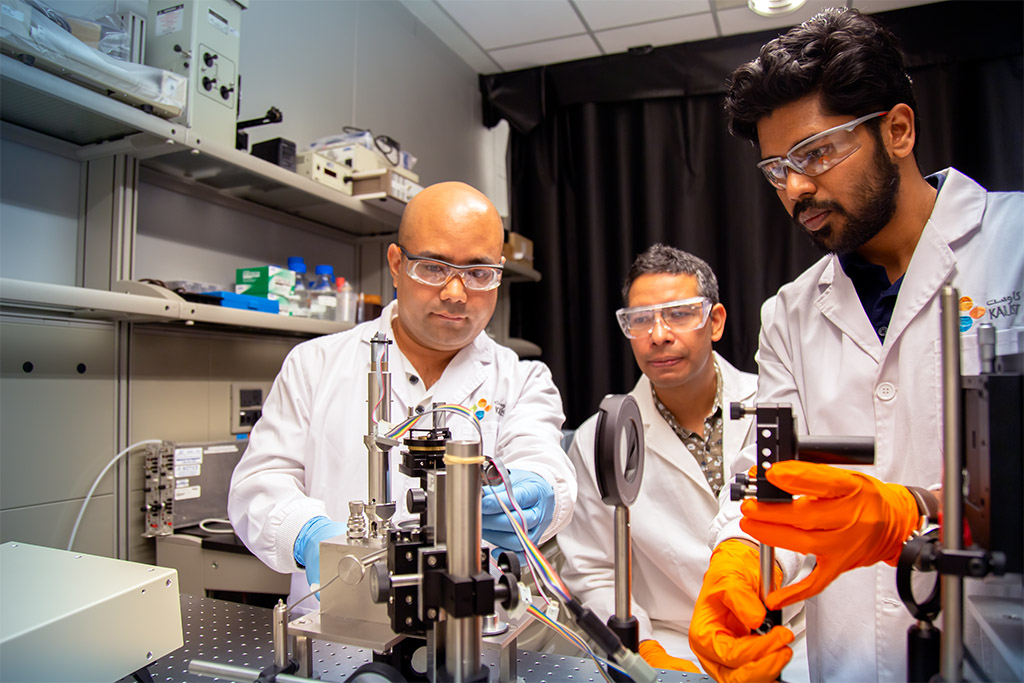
[67,439,165,551]
[198,518,234,534]
[287,570,341,614]
[385,403,484,444]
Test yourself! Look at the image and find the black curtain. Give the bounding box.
[480,1,1023,428]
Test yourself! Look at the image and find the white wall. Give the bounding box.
[237,0,489,191]
[0,0,491,561]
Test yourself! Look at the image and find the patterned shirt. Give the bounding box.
[651,358,726,496]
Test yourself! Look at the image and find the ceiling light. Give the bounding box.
[748,0,807,16]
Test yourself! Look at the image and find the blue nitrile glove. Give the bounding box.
[480,470,555,552]
[294,516,347,598]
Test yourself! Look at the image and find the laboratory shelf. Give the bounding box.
[0,278,351,337]
[503,260,541,283]
[0,54,399,236]
[506,337,542,358]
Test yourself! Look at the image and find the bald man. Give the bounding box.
[229,182,576,614]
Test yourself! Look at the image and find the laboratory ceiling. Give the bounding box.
[398,0,945,73]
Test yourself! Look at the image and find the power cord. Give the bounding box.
[67,439,165,551]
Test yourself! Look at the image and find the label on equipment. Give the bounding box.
[154,4,184,36]
[175,485,201,500]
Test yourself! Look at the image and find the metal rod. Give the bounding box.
[613,504,632,619]
[760,543,775,610]
[188,658,309,683]
[272,600,288,670]
[939,284,964,682]
[366,333,394,536]
[444,440,484,682]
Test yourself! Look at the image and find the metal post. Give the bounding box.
[939,284,964,682]
[272,600,289,670]
[444,440,484,682]
[613,505,631,619]
[366,333,394,536]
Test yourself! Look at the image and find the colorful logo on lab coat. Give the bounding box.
[959,291,1021,332]
[473,398,492,420]
[958,296,986,332]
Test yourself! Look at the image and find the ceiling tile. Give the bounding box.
[574,0,711,31]
[852,0,948,13]
[595,13,719,54]
[488,33,604,71]
[716,0,835,38]
[438,0,586,49]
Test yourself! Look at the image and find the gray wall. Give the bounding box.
[0,0,492,563]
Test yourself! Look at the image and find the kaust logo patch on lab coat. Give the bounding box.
[958,289,1021,332]
[472,398,505,420]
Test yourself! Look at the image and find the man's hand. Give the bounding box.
[480,469,554,551]
[740,460,919,608]
[294,516,347,599]
[689,540,794,682]
[637,640,700,673]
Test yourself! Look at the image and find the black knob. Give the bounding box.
[730,482,747,501]
[220,85,234,100]
[407,488,428,514]
[369,563,392,603]
[497,550,521,580]
[203,52,217,67]
[730,402,746,420]
[202,76,216,91]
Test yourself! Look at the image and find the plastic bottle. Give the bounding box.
[335,276,357,324]
[287,256,309,317]
[309,265,337,320]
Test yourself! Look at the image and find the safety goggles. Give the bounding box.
[756,111,888,190]
[615,296,712,339]
[397,244,504,291]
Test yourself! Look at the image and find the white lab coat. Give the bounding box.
[228,301,577,612]
[711,169,1024,682]
[558,352,757,660]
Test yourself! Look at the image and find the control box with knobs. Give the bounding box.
[146,0,248,147]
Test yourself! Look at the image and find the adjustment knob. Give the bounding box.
[202,77,216,91]
[407,488,428,514]
[369,562,392,604]
[203,52,217,67]
[220,85,234,100]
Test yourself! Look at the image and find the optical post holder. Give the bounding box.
[729,402,875,632]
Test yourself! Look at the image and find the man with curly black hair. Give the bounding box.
[689,8,1022,682]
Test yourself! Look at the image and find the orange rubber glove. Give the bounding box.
[637,639,700,673]
[740,460,919,610]
[689,540,794,682]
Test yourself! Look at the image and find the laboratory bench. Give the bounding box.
[121,594,704,682]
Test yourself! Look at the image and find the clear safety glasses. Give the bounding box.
[615,296,712,339]
[756,111,888,190]
[398,244,504,291]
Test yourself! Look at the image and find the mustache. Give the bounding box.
[793,197,845,218]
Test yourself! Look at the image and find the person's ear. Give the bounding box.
[710,303,726,342]
[884,103,916,160]
[387,244,402,286]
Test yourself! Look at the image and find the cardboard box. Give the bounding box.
[235,266,295,298]
[504,232,533,265]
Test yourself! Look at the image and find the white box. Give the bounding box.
[1,542,183,682]
[296,151,352,194]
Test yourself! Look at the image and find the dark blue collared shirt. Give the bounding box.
[838,252,903,342]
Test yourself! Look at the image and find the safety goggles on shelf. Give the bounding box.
[398,244,504,291]
[615,296,712,339]
[756,111,888,190]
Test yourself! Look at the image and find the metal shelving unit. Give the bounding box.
[0,54,399,237]
[0,278,351,337]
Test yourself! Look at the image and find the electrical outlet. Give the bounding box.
[230,382,272,434]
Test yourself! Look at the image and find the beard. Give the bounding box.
[792,141,901,255]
